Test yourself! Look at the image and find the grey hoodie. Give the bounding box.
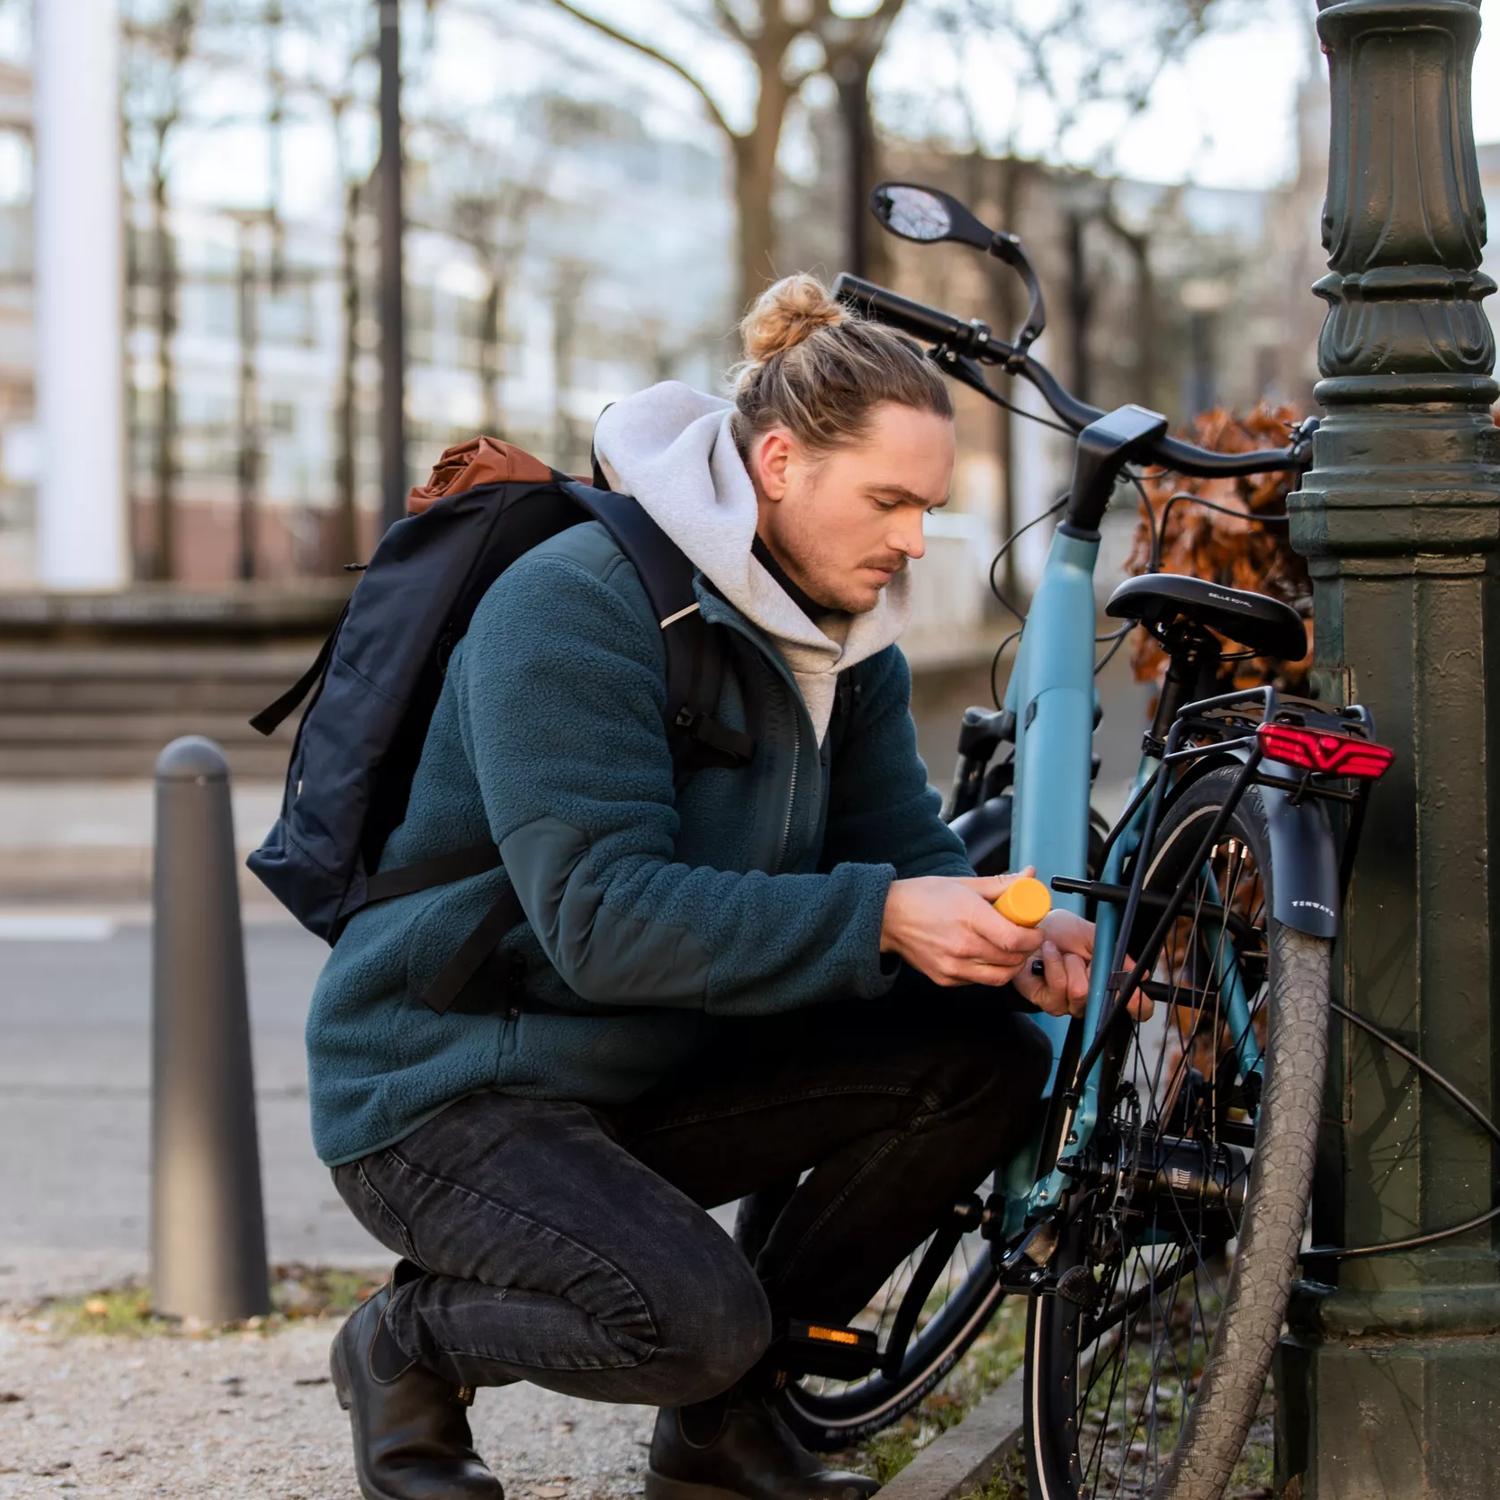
[593,382,911,744]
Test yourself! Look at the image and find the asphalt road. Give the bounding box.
[0,910,748,1309]
[0,911,385,1305]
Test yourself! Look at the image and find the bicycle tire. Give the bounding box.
[1025,767,1330,1500]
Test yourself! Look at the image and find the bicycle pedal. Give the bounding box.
[774,1319,880,1380]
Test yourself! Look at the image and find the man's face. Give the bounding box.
[749,401,955,615]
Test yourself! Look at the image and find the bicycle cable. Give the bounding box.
[1301,1000,1500,1261]
[1093,623,1135,676]
[1149,488,1291,574]
[990,627,1024,710]
[987,494,1068,624]
[980,385,1076,438]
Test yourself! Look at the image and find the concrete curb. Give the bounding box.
[876,1368,1026,1500]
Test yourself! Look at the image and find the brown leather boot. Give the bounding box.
[646,1385,879,1500]
[329,1262,504,1500]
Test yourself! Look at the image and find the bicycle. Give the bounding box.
[760,182,1397,1500]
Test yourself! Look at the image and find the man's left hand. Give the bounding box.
[1010,911,1155,1022]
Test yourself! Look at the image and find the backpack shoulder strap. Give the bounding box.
[560,481,753,777]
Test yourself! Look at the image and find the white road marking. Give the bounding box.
[0,913,118,941]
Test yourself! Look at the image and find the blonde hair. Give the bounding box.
[730,273,952,457]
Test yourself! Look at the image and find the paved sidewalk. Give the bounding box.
[0,780,286,904]
[0,1315,658,1499]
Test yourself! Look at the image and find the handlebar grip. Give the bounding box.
[994,876,1051,928]
[833,273,989,358]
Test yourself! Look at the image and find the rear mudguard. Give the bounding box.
[1167,750,1340,939]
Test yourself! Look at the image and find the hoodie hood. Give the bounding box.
[592,381,910,744]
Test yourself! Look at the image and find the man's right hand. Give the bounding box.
[879,872,1048,988]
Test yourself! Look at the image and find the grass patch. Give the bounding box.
[29,1263,386,1340]
[962,1446,1028,1499]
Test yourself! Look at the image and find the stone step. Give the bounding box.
[0,710,294,748]
[0,742,292,781]
[0,642,317,779]
[0,677,302,713]
[0,646,318,679]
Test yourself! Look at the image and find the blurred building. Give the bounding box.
[2,10,735,588]
[6,10,1500,597]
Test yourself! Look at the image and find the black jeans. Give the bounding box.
[332,967,1051,1407]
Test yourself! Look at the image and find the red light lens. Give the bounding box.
[1257,723,1394,780]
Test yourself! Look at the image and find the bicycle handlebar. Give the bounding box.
[832,274,1310,480]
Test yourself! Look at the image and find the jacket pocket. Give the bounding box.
[332,1157,419,1262]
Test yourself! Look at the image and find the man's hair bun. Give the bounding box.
[738,273,847,369]
[727,271,952,456]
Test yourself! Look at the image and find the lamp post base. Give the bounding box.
[1276,1277,1500,1497]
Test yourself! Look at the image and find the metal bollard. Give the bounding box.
[149,736,270,1322]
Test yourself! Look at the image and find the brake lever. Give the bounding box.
[931,349,1006,405]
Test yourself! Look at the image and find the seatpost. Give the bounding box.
[1146,626,1217,755]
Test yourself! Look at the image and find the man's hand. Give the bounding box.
[1011,909,1155,1022]
[879,872,1046,988]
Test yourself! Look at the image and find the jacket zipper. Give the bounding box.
[694,597,813,874]
[776,735,800,871]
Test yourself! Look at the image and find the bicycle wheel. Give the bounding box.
[1026,766,1331,1500]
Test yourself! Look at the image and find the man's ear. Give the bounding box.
[751,428,793,502]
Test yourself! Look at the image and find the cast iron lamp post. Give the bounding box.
[1276,1,1500,1494]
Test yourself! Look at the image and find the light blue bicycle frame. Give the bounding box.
[994,518,1264,1235]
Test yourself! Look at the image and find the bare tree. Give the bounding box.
[449,182,543,435]
[240,0,377,567]
[412,109,552,438]
[927,0,1224,406]
[122,0,203,581]
[820,5,906,284]
[542,0,908,312]
[303,3,379,567]
[549,256,592,469]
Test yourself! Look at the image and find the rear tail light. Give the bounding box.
[1257,723,1395,780]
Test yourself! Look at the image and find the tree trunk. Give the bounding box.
[333,177,359,568]
[990,156,1029,600]
[1098,197,1157,410]
[832,49,890,288]
[551,268,586,466]
[150,133,178,583]
[234,224,260,582]
[730,51,795,314]
[479,274,503,435]
[1064,211,1092,404]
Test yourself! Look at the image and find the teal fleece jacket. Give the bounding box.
[305,521,974,1165]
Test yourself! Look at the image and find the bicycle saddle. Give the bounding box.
[1105,573,1307,661]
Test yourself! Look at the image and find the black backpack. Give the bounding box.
[246,436,754,1014]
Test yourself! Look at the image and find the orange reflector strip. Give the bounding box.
[806,1325,860,1345]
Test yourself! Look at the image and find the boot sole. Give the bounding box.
[645,1472,769,1500]
[646,1467,879,1500]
